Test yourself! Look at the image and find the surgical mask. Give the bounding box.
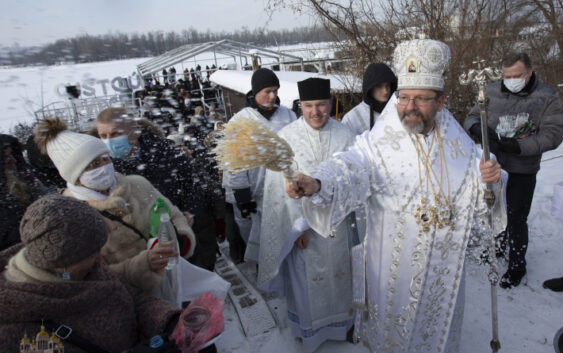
[503,78,526,93]
[102,135,132,159]
[79,163,116,191]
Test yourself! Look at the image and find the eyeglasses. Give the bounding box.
[397,95,438,106]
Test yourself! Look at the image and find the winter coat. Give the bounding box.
[464,73,563,174]
[110,119,205,215]
[0,134,47,251]
[63,173,196,291]
[0,244,180,353]
[342,63,397,135]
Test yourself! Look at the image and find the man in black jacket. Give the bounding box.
[464,52,563,288]
[95,107,221,270]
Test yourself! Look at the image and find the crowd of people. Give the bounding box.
[1,38,562,353]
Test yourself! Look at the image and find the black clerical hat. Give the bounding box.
[297,78,331,101]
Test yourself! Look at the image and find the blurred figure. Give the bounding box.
[0,134,47,251]
[96,108,220,271]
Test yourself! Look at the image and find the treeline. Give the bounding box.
[2,26,333,66]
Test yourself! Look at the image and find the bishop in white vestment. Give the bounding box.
[259,78,357,353]
[287,40,507,353]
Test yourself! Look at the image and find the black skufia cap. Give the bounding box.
[297,78,331,101]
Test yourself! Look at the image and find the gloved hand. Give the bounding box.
[497,137,521,154]
[469,123,500,154]
[233,188,257,219]
[238,201,257,219]
[215,219,226,242]
[469,123,484,144]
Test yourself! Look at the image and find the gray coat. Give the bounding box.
[464,73,563,174]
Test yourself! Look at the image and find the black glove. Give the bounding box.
[469,123,500,154]
[497,137,521,154]
[234,188,257,219]
[238,201,257,219]
[469,123,484,143]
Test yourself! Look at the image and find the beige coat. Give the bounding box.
[63,173,196,291]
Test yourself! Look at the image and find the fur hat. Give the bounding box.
[251,68,280,96]
[393,39,451,91]
[34,118,109,184]
[20,194,108,270]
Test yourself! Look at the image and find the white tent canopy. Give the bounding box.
[209,70,361,109]
[137,39,304,78]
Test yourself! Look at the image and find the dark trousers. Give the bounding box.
[189,207,218,271]
[225,203,246,263]
[505,172,537,271]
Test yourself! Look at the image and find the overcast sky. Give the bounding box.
[0,0,312,47]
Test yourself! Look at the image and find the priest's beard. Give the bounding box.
[399,109,438,135]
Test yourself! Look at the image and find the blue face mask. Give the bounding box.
[102,135,132,159]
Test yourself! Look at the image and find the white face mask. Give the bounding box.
[503,78,526,93]
[79,163,116,191]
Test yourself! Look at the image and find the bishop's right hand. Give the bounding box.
[285,173,321,199]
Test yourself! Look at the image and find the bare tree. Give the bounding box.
[266,0,561,120]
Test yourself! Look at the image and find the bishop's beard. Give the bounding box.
[400,110,437,135]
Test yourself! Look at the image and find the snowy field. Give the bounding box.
[0,42,336,133]
[1,47,562,353]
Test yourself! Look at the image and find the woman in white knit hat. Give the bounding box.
[33,117,197,294]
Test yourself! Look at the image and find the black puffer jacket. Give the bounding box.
[464,73,563,174]
[362,63,398,113]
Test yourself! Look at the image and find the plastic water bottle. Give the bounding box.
[149,197,171,238]
[158,213,179,270]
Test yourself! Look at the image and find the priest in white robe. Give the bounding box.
[222,68,297,263]
[286,40,507,353]
[342,62,397,136]
[341,63,397,243]
[258,78,357,352]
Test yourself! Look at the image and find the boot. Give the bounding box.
[543,277,563,292]
[500,268,526,289]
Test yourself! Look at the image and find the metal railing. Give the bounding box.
[34,94,141,132]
